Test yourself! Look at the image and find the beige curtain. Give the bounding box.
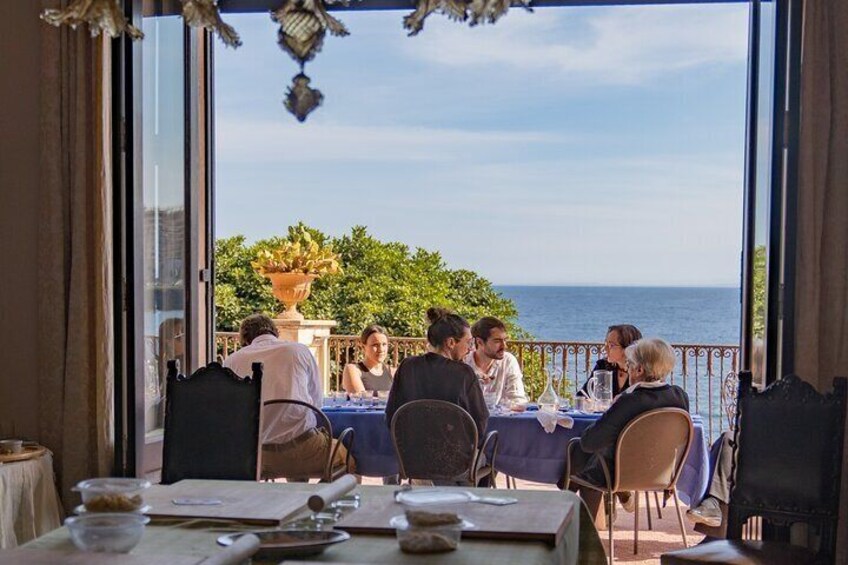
[38,2,114,512]
[794,0,848,559]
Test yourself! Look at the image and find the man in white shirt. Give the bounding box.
[223,314,350,480]
[464,317,528,406]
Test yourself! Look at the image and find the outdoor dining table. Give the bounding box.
[324,406,711,506]
[16,482,606,565]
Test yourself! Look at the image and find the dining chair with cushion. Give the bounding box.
[661,372,847,565]
[564,407,694,564]
[390,399,499,486]
[162,361,263,485]
[261,399,355,483]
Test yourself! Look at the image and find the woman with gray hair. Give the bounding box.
[565,338,689,526]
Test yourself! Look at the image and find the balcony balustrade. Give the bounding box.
[215,332,738,443]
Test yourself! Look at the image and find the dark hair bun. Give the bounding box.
[426,307,452,324]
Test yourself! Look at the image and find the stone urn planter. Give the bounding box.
[266,272,318,321]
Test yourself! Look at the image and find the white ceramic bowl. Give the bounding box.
[73,478,151,512]
[65,513,150,553]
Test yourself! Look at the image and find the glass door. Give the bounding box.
[740,0,800,385]
[114,1,213,478]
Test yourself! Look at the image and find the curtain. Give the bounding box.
[794,0,848,559]
[38,1,114,512]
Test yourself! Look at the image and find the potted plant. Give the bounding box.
[251,227,342,320]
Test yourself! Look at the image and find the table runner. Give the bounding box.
[325,408,709,506]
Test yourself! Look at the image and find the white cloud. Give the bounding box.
[403,5,748,84]
[216,119,571,163]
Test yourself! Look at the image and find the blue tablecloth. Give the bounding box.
[325,407,710,506]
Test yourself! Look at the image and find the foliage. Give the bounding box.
[752,245,766,338]
[215,224,523,337]
[251,225,342,276]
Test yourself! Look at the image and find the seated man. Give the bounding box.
[223,313,351,480]
[566,337,689,528]
[385,307,488,484]
[464,317,528,406]
[686,431,733,528]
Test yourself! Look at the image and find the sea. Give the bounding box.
[495,286,741,346]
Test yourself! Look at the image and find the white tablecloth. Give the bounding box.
[0,452,63,548]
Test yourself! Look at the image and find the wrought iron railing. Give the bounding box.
[215,332,738,443]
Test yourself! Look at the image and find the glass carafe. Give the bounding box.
[537,369,561,413]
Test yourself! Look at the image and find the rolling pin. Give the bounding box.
[307,474,358,512]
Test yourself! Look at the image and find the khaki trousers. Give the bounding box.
[262,429,353,481]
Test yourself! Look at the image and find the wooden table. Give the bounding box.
[19,482,606,564]
[0,451,63,548]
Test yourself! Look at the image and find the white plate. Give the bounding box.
[394,489,472,506]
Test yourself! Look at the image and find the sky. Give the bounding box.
[214,4,750,287]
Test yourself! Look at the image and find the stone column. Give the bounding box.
[272,319,338,394]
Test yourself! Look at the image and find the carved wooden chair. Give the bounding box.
[390,399,499,486]
[662,372,847,565]
[565,408,694,564]
[260,399,355,483]
[161,361,263,485]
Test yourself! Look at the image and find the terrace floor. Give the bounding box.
[360,475,704,564]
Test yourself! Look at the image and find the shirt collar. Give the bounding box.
[623,379,667,395]
[250,334,280,346]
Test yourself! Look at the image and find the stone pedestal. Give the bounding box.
[272,318,337,394]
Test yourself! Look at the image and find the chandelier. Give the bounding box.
[42,0,532,121]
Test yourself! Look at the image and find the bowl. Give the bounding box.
[391,513,467,554]
[73,478,151,512]
[0,439,23,454]
[65,513,150,553]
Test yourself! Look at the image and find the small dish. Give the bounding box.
[74,504,152,515]
[73,478,151,512]
[217,529,350,559]
[65,513,150,553]
[394,489,472,506]
[390,514,471,554]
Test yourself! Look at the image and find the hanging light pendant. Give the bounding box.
[181,0,242,48]
[41,0,143,39]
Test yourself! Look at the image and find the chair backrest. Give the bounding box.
[721,371,739,430]
[390,399,478,482]
[728,372,847,558]
[261,399,332,479]
[613,408,693,493]
[161,361,263,485]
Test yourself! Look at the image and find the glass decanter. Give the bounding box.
[537,368,561,413]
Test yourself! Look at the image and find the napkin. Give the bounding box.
[535,410,574,433]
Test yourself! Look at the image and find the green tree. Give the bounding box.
[752,245,766,338]
[215,225,522,337]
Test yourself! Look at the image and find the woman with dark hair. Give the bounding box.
[385,308,487,438]
[342,324,395,393]
[580,324,643,399]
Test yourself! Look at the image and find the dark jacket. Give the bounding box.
[580,359,629,398]
[385,352,488,438]
[576,383,690,486]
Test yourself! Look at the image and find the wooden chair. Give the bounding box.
[565,408,694,564]
[390,399,499,486]
[662,372,847,565]
[260,399,354,483]
[161,361,263,485]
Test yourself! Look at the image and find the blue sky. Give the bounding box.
[214,4,749,286]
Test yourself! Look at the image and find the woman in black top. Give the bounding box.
[580,324,642,399]
[342,325,395,393]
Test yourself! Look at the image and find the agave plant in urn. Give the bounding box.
[252,227,342,321]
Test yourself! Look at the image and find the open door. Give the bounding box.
[740,0,802,385]
[113,2,213,478]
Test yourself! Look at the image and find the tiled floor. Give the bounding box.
[360,475,704,564]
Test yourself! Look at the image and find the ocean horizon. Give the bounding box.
[495,285,741,346]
